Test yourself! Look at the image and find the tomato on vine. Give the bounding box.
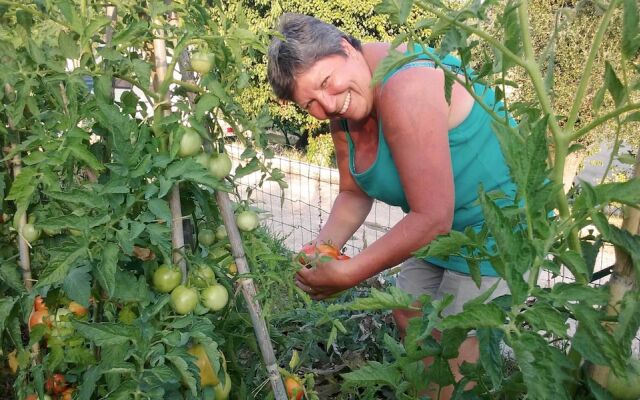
[188,344,220,386]
[45,373,67,395]
[201,284,229,311]
[153,265,183,293]
[21,223,41,242]
[190,52,214,74]
[236,210,259,232]
[199,228,216,246]
[170,285,198,314]
[285,376,304,400]
[208,153,232,179]
[178,128,203,157]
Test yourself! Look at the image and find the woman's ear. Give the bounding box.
[341,38,353,56]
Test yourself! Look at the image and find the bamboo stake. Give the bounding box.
[3,84,34,291]
[215,191,288,399]
[591,146,640,386]
[165,10,287,398]
[151,14,187,277]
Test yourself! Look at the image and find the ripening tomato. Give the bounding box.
[45,373,67,395]
[26,395,52,400]
[190,52,214,74]
[34,296,48,311]
[178,128,203,157]
[7,350,18,374]
[285,376,304,400]
[208,153,232,179]
[60,388,75,400]
[201,284,229,311]
[235,210,259,232]
[170,285,198,315]
[153,265,183,293]
[29,309,50,331]
[316,243,340,259]
[68,301,88,317]
[188,344,220,386]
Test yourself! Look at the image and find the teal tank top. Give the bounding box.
[343,47,517,276]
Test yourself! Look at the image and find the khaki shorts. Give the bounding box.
[396,257,510,317]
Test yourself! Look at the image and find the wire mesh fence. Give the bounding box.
[228,143,618,288]
[227,143,637,354]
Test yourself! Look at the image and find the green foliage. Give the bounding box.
[306,133,336,167]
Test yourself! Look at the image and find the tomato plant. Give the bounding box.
[152,265,183,293]
[68,301,88,317]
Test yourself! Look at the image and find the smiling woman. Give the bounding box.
[267,13,523,399]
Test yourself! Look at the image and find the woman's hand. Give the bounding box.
[295,258,360,300]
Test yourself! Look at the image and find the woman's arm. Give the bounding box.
[296,66,456,298]
[314,119,373,248]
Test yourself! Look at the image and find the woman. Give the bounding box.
[267,13,517,397]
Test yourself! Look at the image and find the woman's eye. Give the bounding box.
[321,77,329,89]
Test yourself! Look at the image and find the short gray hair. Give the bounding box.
[267,13,362,101]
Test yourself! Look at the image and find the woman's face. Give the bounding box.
[292,41,373,121]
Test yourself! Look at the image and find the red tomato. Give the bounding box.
[34,296,47,311]
[29,309,50,331]
[45,373,67,394]
[285,376,304,400]
[68,301,88,317]
[316,243,340,259]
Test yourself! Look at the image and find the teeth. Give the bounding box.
[339,91,351,115]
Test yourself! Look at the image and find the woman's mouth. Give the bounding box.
[339,91,351,115]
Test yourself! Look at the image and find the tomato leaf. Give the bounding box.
[341,360,401,386]
[36,245,88,288]
[96,242,119,298]
[0,261,26,293]
[63,265,93,306]
[166,354,198,396]
[328,287,414,312]
[148,198,173,227]
[6,166,38,222]
[439,303,505,330]
[72,320,139,346]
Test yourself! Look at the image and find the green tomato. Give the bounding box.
[235,210,259,232]
[201,284,229,311]
[170,285,199,315]
[21,223,41,242]
[153,265,183,293]
[608,359,640,399]
[192,265,216,288]
[191,52,214,74]
[208,153,232,179]
[178,129,203,157]
[213,371,231,400]
[195,153,210,169]
[199,229,216,246]
[215,225,227,240]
